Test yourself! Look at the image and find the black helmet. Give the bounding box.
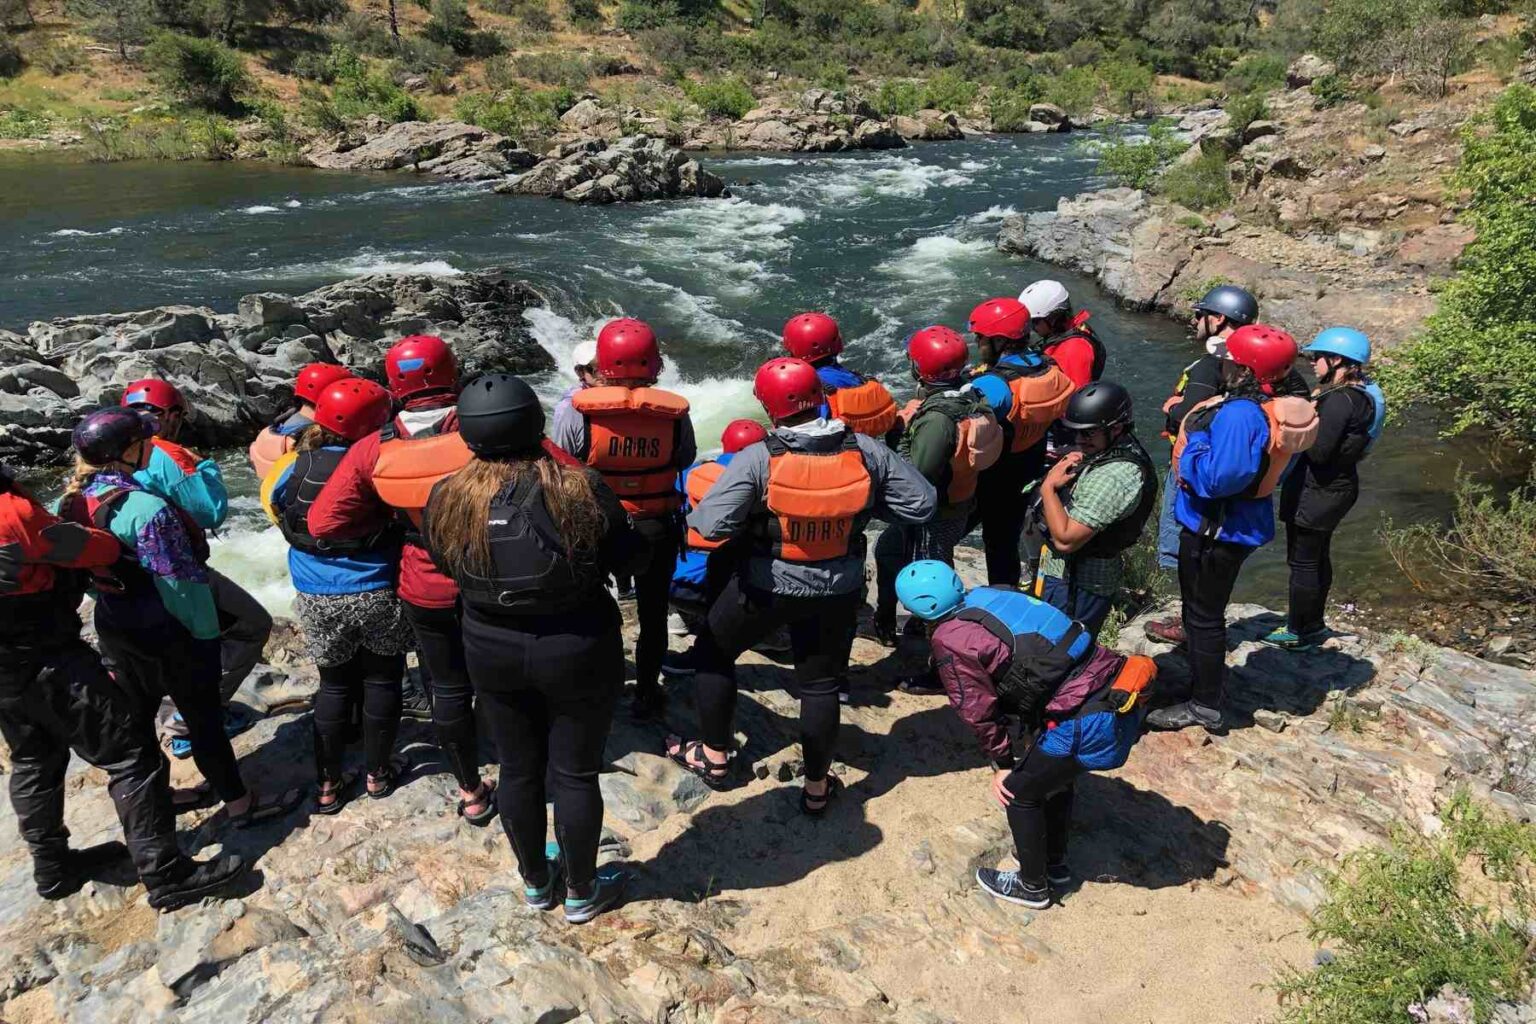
[1061,380,1133,431]
[1192,284,1258,327]
[457,373,545,456]
[73,407,157,465]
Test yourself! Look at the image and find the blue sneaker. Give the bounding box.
[169,736,193,760]
[976,868,1050,909]
[1260,627,1321,651]
[524,842,563,911]
[564,867,626,924]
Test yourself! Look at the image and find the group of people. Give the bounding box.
[0,276,1386,920]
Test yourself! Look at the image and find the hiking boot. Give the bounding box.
[976,868,1050,909]
[1143,617,1185,646]
[1260,627,1324,651]
[1145,700,1226,735]
[524,842,563,911]
[399,687,434,722]
[34,843,130,900]
[659,651,696,679]
[1046,861,1072,888]
[564,867,626,924]
[146,854,246,912]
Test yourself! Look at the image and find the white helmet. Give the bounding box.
[1019,280,1071,318]
[572,341,598,369]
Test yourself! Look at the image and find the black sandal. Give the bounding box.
[172,782,219,815]
[227,786,305,829]
[800,775,842,817]
[458,779,497,826]
[313,770,358,816]
[366,755,411,800]
[665,736,734,791]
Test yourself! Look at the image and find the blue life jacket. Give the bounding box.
[672,451,738,593]
[955,587,1091,713]
[1357,381,1386,453]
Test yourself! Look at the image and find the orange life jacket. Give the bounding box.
[372,416,473,528]
[683,460,729,550]
[248,426,295,482]
[988,360,1076,453]
[571,385,690,519]
[1172,394,1319,499]
[825,377,899,437]
[896,394,1003,505]
[756,432,873,562]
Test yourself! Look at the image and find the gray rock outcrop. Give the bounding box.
[892,109,963,141]
[3,272,554,465]
[1287,53,1338,88]
[497,134,727,203]
[304,119,539,181]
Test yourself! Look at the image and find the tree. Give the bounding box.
[0,0,35,28]
[143,30,251,111]
[70,0,154,58]
[1099,57,1154,113]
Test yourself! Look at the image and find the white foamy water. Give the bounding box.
[877,234,995,283]
[208,521,295,618]
[630,198,806,299]
[334,254,464,277]
[965,204,1019,226]
[50,226,127,238]
[792,155,975,206]
[284,200,302,208]
[241,205,282,215]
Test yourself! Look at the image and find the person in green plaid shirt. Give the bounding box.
[1035,382,1159,638]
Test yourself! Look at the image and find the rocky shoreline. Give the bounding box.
[0,271,553,466]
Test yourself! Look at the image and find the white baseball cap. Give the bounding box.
[572,341,598,368]
[1018,280,1071,317]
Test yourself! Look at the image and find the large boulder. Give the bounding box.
[5,271,555,465]
[892,109,963,141]
[304,120,538,181]
[498,135,727,204]
[1028,102,1071,130]
[1287,53,1338,88]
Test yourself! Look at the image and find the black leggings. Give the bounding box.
[693,577,860,783]
[0,641,188,890]
[1004,742,1083,887]
[97,618,247,804]
[1177,528,1253,711]
[632,519,681,701]
[403,600,481,792]
[462,601,622,892]
[1285,523,1334,636]
[313,649,405,781]
[970,445,1046,589]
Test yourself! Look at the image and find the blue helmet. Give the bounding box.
[1305,327,1371,366]
[895,560,966,621]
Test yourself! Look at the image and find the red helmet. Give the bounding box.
[753,358,823,422]
[313,379,394,442]
[781,312,843,362]
[596,318,662,380]
[967,297,1030,340]
[907,325,969,381]
[120,378,184,413]
[385,335,458,399]
[293,363,353,404]
[720,418,769,454]
[1226,323,1299,383]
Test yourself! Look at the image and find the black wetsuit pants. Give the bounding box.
[404,600,481,792]
[1285,524,1334,637]
[1178,528,1253,710]
[631,518,682,703]
[313,650,405,782]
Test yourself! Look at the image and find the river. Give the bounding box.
[0,133,1495,617]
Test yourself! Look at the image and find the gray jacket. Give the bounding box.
[687,418,938,597]
[550,391,698,471]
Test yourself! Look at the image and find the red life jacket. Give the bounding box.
[571,386,690,520]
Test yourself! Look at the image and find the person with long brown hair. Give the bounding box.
[424,373,640,925]
[261,378,410,813]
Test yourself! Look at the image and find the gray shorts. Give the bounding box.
[293,589,412,668]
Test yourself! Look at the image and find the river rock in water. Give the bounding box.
[4,271,554,465]
[497,135,727,203]
[304,119,539,182]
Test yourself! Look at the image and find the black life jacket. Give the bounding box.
[954,586,1092,716]
[59,488,171,631]
[1068,432,1159,560]
[1311,385,1379,469]
[455,473,605,615]
[279,448,392,556]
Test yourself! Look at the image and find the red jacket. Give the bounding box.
[0,490,122,597]
[1044,336,1096,389]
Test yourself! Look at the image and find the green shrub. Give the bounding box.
[1275,792,1536,1023]
[986,81,1043,131]
[1099,57,1154,113]
[32,38,87,75]
[565,0,601,28]
[921,68,979,112]
[82,114,238,161]
[1041,66,1098,117]
[1096,123,1187,189]
[1384,470,1536,601]
[1157,149,1232,210]
[682,74,754,118]
[0,105,51,138]
[1224,51,1286,95]
[870,78,921,117]
[301,50,419,129]
[1310,72,1351,108]
[143,32,251,113]
[1194,44,1241,82]
[1225,91,1268,138]
[511,51,589,87]
[394,35,458,72]
[1381,83,1536,447]
[330,10,395,56]
[618,0,679,31]
[0,31,20,78]
[424,0,503,56]
[482,0,552,30]
[454,83,567,142]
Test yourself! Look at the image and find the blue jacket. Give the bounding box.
[969,352,1048,421]
[133,440,229,531]
[673,451,738,591]
[814,363,865,420]
[270,449,399,596]
[1175,396,1274,547]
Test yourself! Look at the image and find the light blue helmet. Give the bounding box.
[1305,327,1371,366]
[896,560,967,621]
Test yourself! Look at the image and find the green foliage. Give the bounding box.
[1275,793,1536,1023]
[454,83,568,142]
[29,37,88,75]
[564,0,601,28]
[986,83,1043,131]
[424,0,503,56]
[870,78,920,117]
[1194,44,1241,82]
[482,0,552,30]
[1099,56,1153,113]
[920,68,979,113]
[143,31,250,112]
[1383,470,1536,601]
[1381,83,1536,447]
[619,0,679,30]
[1157,148,1232,210]
[1224,51,1286,95]
[511,51,590,87]
[1310,72,1351,108]
[1316,0,1476,97]
[1042,66,1098,117]
[0,30,20,78]
[82,113,238,160]
[682,74,754,118]
[1225,91,1268,137]
[1096,122,1187,189]
[300,48,419,129]
[0,104,51,137]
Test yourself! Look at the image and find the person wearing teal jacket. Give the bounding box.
[121,381,273,723]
